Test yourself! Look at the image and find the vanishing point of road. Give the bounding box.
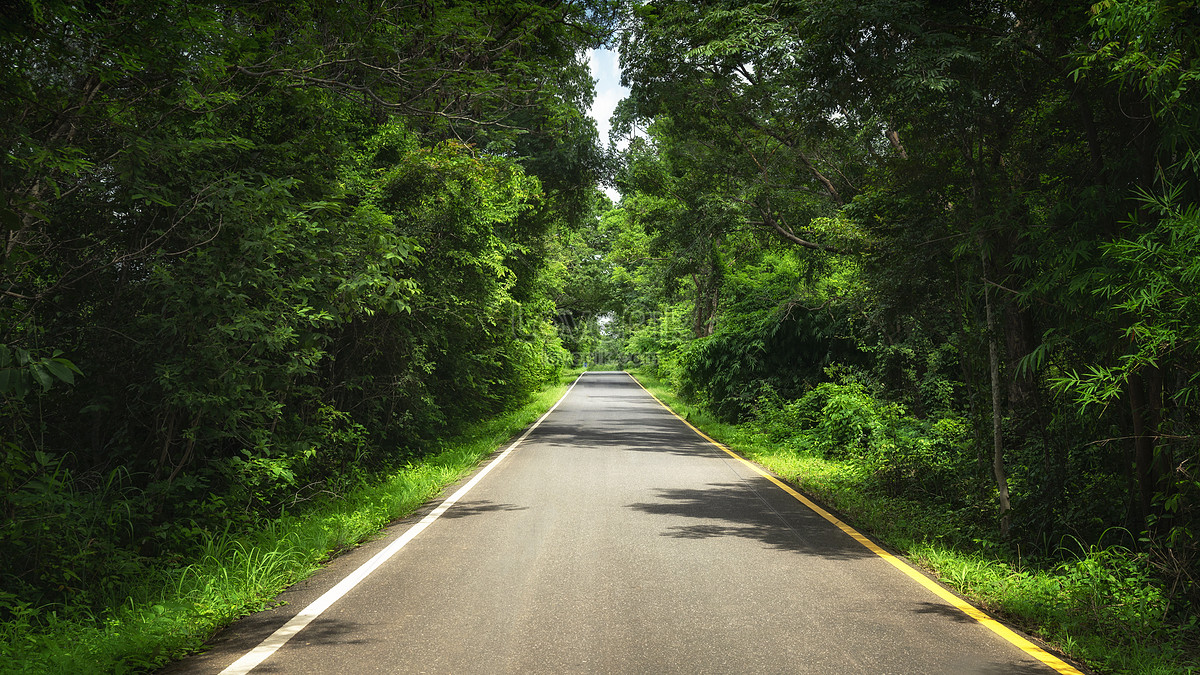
[168,371,1082,674]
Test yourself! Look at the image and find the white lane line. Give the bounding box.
[219,374,584,675]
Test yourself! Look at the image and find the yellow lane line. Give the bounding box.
[625,372,1083,675]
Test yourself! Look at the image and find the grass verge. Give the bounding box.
[0,371,579,674]
[630,369,1197,675]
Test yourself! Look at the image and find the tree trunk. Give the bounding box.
[690,272,720,338]
[984,275,1012,537]
[1128,371,1155,529]
[885,129,909,159]
[1128,368,1169,532]
[1004,303,1037,412]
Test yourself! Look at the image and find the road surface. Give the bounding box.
[168,371,1080,674]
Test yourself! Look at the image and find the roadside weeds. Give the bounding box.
[0,373,578,674]
[630,370,1196,675]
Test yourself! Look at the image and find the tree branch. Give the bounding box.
[753,211,844,254]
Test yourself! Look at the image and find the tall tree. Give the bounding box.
[1,0,614,615]
[613,0,1200,551]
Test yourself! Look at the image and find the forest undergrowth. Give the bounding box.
[0,373,577,674]
[632,370,1198,675]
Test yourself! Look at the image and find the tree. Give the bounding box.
[0,0,613,617]
[613,0,1200,556]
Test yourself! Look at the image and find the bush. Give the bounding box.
[752,375,973,502]
[0,449,152,619]
[674,299,863,422]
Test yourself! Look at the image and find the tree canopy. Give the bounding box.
[1,0,615,617]
[3,0,1200,670]
[602,0,1200,646]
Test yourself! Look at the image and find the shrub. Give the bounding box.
[752,376,973,501]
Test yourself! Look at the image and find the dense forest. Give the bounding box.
[598,0,1200,548]
[570,0,1200,669]
[2,0,1199,672]
[1,0,614,649]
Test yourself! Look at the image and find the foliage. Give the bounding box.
[675,306,859,421]
[633,370,1198,673]
[0,346,81,398]
[0,374,576,673]
[752,375,974,502]
[6,0,1200,670]
[606,0,1200,666]
[0,0,612,645]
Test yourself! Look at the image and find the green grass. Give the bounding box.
[8,367,1192,674]
[629,369,1198,675]
[0,371,579,674]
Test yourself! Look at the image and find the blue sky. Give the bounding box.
[586,47,630,202]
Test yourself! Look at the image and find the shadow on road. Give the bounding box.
[625,482,873,561]
[532,416,721,459]
[244,618,375,674]
[975,661,1062,675]
[441,500,529,519]
[912,599,976,623]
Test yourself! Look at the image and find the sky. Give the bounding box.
[586,47,630,203]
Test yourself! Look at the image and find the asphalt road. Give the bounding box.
[168,371,1079,674]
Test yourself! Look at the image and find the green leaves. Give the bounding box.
[0,345,82,398]
[1051,186,1200,409]
[0,0,605,647]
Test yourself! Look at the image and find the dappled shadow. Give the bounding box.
[565,376,876,561]
[974,661,1065,675]
[440,500,528,519]
[532,421,722,459]
[907,602,1072,674]
[576,392,655,402]
[626,482,872,561]
[525,372,727,458]
[911,600,975,623]
[289,617,370,647]
[248,618,375,673]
